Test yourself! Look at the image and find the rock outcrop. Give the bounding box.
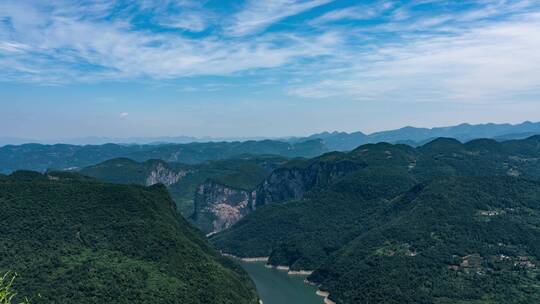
[193,180,257,234]
[254,160,362,205]
[193,159,362,234]
[145,162,188,186]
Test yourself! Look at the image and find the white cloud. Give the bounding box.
[0,41,30,53]
[120,112,129,118]
[310,1,394,25]
[288,11,540,104]
[159,12,208,32]
[0,0,341,83]
[1,0,540,111]
[226,0,333,36]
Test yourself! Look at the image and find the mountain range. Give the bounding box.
[3,121,540,175]
[3,121,539,148]
[70,134,540,303]
[0,140,324,174]
[3,124,540,304]
[298,120,540,150]
[210,136,540,304]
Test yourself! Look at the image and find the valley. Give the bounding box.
[237,260,323,304]
[2,135,540,303]
[4,1,540,303]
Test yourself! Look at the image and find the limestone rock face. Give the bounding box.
[254,160,362,205]
[145,162,188,186]
[193,160,361,234]
[194,180,256,234]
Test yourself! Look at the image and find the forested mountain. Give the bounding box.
[0,171,258,304]
[4,122,540,175]
[0,140,324,174]
[211,136,540,304]
[302,121,540,151]
[80,156,287,226]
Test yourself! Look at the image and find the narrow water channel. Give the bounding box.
[238,261,324,304]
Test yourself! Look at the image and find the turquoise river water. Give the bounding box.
[238,261,324,304]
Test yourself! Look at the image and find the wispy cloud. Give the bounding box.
[1,0,540,111]
[0,0,340,83]
[226,0,333,36]
[288,9,540,104]
[309,1,395,25]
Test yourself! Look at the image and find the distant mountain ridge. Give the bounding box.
[3,121,540,175]
[0,135,275,146]
[296,121,540,151]
[0,140,325,174]
[4,121,539,148]
[301,121,540,151]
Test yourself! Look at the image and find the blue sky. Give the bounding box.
[1,0,540,139]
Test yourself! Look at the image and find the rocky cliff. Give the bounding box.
[145,162,189,186]
[193,180,256,234]
[254,160,363,205]
[193,159,363,234]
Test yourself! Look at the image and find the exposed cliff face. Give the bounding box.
[254,160,364,205]
[145,162,189,186]
[193,160,362,234]
[194,180,256,234]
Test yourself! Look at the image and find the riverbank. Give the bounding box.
[264,264,314,276]
[222,253,269,262]
[315,290,336,304]
[224,253,330,304]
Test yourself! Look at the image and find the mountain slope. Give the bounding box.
[211,136,540,304]
[311,177,540,304]
[303,121,540,151]
[80,156,288,231]
[0,171,258,304]
[0,140,325,174]
[210,136,540,240]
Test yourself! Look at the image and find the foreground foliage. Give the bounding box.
[0,273,29,304]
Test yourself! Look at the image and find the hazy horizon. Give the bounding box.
[1,120,539,146]
[2,1,540,139]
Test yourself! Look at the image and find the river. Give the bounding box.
[238,261,324,304]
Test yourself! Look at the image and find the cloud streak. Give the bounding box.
[0,0,341,83]
[0,0,539,109]
[287,1,540,104]
[226,0,333,36]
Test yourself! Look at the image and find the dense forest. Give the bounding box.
[212,136,540,304]
[3,121,540,175]
[4,136,540,304]
[0,140,324,174]
[80,156,288,220]
[0,171,258,304]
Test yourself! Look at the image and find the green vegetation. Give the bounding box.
[0,140,325,174]
[0,172,258,304]
[212,136,540,304]
[1,273,30,304]
[80,156,287,218]
[300,121,540,151]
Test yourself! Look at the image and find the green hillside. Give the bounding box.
[80,156,287,218]
[0,172,258,304]
[311,177,540,304]
[211,136,540,304]
[0,140,325,174]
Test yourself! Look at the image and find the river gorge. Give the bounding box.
[237,260,324,304]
